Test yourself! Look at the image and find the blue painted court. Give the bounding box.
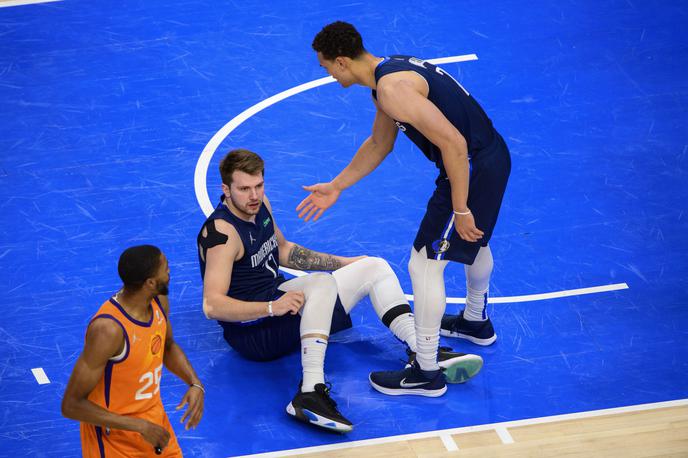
[1,0,687,456]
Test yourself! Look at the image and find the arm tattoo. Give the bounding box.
[287,244,342,271]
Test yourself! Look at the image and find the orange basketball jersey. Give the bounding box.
[80,296,182,457]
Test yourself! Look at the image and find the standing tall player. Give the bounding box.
[62,245,204,457]
[298,21,511,395]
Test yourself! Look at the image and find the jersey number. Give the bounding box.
[265,253,278,278]
[135,364,162,400]
[434,66,470,96]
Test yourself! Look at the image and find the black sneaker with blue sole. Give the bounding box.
[369,361,447,397]
[407,347,483,383]
[440,311,497,346]
[286,383,353,433]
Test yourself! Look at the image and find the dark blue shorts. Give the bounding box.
[220,296,352,362]
[414,133,511,265]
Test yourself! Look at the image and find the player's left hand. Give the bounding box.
[176,384,205,430]
[454,211,484,242]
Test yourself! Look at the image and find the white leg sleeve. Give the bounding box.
[278,273,338,336]
[332,257,408,315]
[408,246,449,371]
[333,257,416,350]
[464,245,493,321]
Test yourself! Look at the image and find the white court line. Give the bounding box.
[439,432,459,451]
[405,282,629,304]
[229,398,688,458]
[194,54,630,303]
[0,0,60,7]
[495,427,514,444]
[31,367,50,384]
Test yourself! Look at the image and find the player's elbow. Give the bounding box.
[370,135,395,156]
[61,395,78,420]
[202,296,216,320]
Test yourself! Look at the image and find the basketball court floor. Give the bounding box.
[1,0,687,456]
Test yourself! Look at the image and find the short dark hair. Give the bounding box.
[312,21,365,61]
[219,149,265,186]
[118,245,162,290]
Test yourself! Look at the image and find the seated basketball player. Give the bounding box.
[197,149,483,433]
[62,245,204,457]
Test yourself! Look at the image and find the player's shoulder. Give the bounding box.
[87,315,124,345]
[200,217,243,261]
[201,217,240,243]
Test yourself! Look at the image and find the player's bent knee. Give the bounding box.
[356,256,395,282]
[302,272,338,297]
[408,248,447,278]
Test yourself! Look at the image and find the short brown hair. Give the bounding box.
[219,149,264,186]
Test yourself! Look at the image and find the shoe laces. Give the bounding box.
[315,382,338,409]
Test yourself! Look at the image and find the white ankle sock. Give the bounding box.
[415,325,440,372]
[464,286,488,321]
[301,337,327,392]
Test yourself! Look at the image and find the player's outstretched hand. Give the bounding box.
[137,418,170,452]
[176,384,204,430]
[273,291,305,315]
[297,182,341,222]
[454,211,484,242]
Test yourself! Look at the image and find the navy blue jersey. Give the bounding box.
[372,55,497,171]
[197,196,285,304]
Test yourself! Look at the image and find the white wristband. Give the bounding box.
[267,300,274,317]
[453,209,471,216]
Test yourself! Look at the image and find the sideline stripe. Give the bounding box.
[31,367,50,384]
[229,399,688,457]
[0,0,60,7]
[405,282,629,304]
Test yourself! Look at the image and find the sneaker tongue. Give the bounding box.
[314,383,329,394]
[314,383,338,408]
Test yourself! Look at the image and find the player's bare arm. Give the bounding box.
[61,318,171,449]
[157,295,204,430]
[376,73,484,242]
[265,196,365,271]
[202,218,303,320]
[296,99,398,222]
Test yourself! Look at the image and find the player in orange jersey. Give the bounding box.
[62,245,204,457]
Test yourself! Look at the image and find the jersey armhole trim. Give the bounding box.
[89,314,130,363]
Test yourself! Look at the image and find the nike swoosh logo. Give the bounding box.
[400,378,429,388]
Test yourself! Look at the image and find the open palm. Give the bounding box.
[296,182,341,222]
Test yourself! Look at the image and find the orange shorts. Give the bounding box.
[81,412,182,457]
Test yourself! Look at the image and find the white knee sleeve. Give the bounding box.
[279,273,337,336]
[408,246,448,371]
[332,257,407,316]
[408,246,448,328]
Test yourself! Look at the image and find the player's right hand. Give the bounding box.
[137,419,170,451]
[272,291,305,316]
[296,182,341,222]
